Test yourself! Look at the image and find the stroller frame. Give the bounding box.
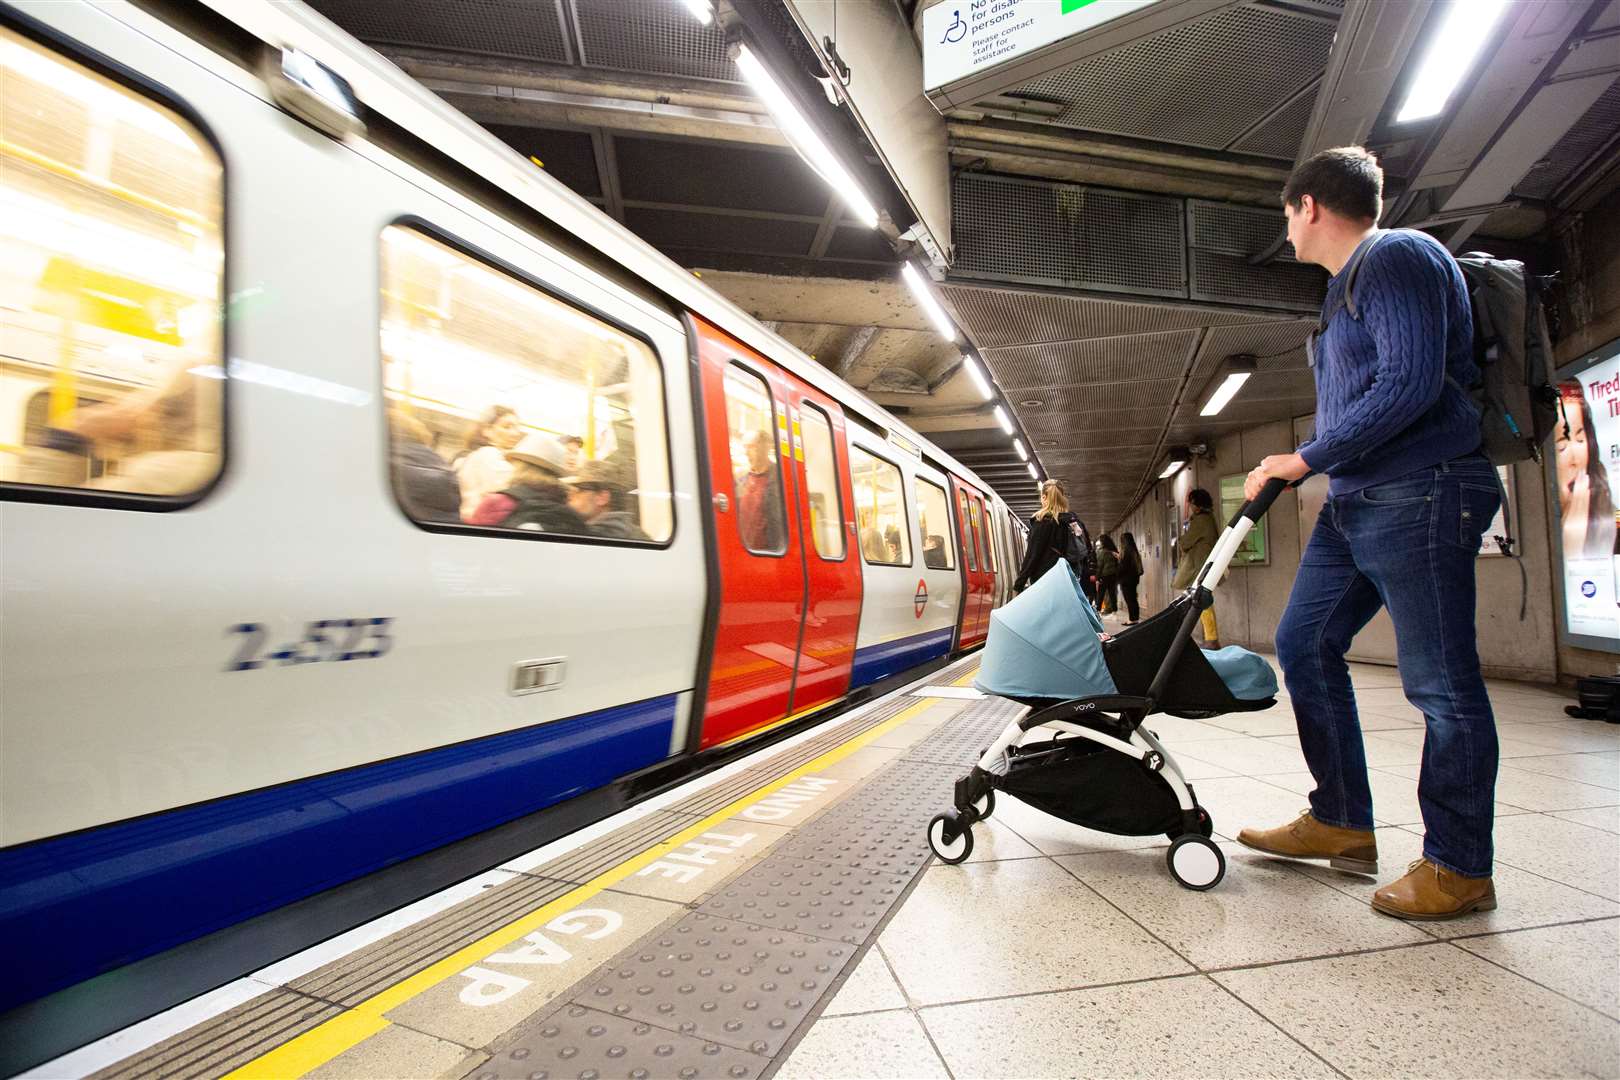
[927,479,1289,890]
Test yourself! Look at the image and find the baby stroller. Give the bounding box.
[925,479,1288,890]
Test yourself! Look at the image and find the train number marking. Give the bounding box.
[226,618,393,670]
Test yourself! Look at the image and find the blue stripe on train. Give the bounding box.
[0,695,676,1013]
[849,627,955,688]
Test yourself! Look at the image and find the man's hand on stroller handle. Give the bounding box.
[1244,453,1309,501]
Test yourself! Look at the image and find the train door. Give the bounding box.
[781,388,862,713]
[694,321,807,746]
[950,478,989,648]
[970,492,997,633]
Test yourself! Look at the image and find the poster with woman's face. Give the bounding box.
[1556,357,1620,645]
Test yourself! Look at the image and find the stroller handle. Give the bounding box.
[1196,478,1290,590]
[1224,477,1289,529]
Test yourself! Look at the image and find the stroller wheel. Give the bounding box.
[972,789,995,821]
[1167,835,1225,891]
[927,813,974,864]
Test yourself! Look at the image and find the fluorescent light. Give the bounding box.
[993,405,1014,434]
[1396,0,1510,122]
[1013,438,1028,461]
[964,355,993,399]
[901,263,959,341]
[1199,371,1252,416]
[680,0,713,24]
[1159,461,1185,479]
[1027,462,1039,481]
[734,45,879,228]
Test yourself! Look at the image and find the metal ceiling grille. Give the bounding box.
[1037,427,1163,453]
[1026,379,1182,417]
[1513,79,1620,202]
[1188,201,1326,311]
[306,0,570,64]
[952,174,1186,297]
[940,285,1260,350]
[986,329,1200,390]
[1231,86,1319,160]
[1026,405,1171,434]
[571,0,736,82]
[1008,4,1339,151]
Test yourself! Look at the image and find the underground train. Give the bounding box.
[0,0,1030,1021]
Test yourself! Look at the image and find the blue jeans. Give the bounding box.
[1276,455,1501,878]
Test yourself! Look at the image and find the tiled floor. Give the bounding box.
[784,638,1620,1079]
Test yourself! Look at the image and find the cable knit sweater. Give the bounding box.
[1298,229,1481,495]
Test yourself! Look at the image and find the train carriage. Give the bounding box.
[0,0,1024,1035]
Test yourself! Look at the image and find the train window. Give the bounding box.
[957,490,977,571]
[915,478,953,570]
[972,498,994,573]
[852,446,910,567]
[379,226,672,542]
[721,363,787,556]
[798,403,844,560]
[0,26,224,500]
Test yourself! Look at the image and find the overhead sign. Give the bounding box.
[922,0,1160,93]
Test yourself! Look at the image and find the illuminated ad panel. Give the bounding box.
[1555,337,1620,652]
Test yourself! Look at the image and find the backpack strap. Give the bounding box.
[1339,229,1390,322]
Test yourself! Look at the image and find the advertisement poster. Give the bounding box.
[1556,342,1620,649]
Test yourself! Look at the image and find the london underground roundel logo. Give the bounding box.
[914,579,928,618]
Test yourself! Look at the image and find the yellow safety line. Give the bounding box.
[223,697,936,1080]
[952,664,980,687]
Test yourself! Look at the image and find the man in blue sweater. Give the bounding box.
[1237,147,1502,920]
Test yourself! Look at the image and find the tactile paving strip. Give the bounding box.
[569,913,849,1058]
[693,852,910,946]
[525,811,701,884]
[476,1005,764,1080]
[904,695,1027,766]
[89,989,338,1080]
[776,759,965,875]
[291,873,578,1006]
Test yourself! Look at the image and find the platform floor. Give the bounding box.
[42,645,1620,1080]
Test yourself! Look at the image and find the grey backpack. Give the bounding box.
[1335,232,1559,466]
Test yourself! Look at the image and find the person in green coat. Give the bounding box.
[1170,487,1220,648]
[1095,534,1121,614]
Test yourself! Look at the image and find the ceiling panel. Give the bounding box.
[306,0,571,63]
[953,174,1187,296]
[571,0,736,82]
[1008,4,1338,151]
[941,284,1273,350]
[986,329,1200,390]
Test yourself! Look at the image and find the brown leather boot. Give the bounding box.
[1236,810,1378,875]
[1371,858,1496,920]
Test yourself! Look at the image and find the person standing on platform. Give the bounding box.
[1095,534,1120,615]
[1013,479,1091,594]
[1235,146,1500,921]
[1170,487,1219,648]
[1118,532,1144,624]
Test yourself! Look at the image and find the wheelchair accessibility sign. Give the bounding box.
[923,0,1160,93]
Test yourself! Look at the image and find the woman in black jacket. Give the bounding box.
[1118,532,1144,624]
[1013,480,1094,598]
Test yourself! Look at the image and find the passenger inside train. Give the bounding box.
[566,458,649,541]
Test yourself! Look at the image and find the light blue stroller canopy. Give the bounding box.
[975,562,1278,703]
[975,562,1119,700]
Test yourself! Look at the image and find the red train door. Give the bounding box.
[970,491,996,638]
[951,478,989,648]
[782,389,862,713]
[691,317,861,747]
